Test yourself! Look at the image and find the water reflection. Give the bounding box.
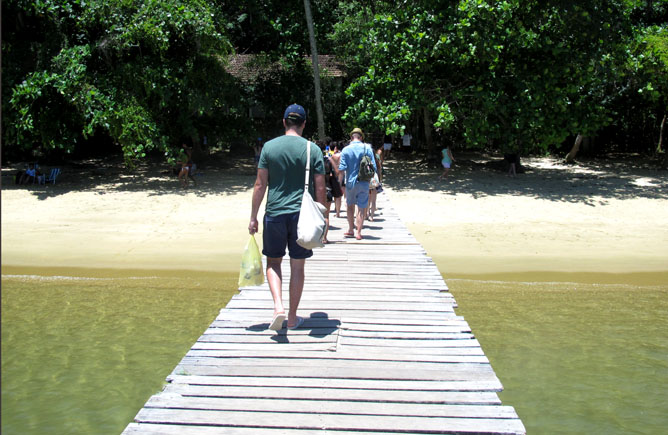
[1,268,238,434]
[449,277,668,435]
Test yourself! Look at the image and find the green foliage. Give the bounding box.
[2,0,235,166]
[2,0,666,163]
[334,0,636,154]
[217,0,340,57]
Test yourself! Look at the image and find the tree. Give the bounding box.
[303,0,326,139]
[333,1,633,158]
[623,7,668,165]
[2,0,237,165]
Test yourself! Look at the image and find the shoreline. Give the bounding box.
[3,264,666,287]
[2,153,667,284]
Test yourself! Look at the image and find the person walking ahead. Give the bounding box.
[249,104,326,330]
[338,127,377,240]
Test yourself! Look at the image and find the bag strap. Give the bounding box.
[304,140,311,189]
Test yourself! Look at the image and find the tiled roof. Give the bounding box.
[226,54,345,82]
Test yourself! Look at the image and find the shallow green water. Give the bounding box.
[2,267,667,434]
[448,278,668,435]
[1,268,238,435]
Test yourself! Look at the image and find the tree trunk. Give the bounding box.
[656,112,666,154]
[422,107,435,155]
[565,133,583,163]
[303,0,325,139]
[660,113,668,169]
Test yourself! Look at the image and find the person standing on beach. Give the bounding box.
[505,152,518,177]
[382,134,392,161]
[177,143,194,188]
[438,146,455,180]
[249,104,326,330]
[402,131,412,153]
[253,137,263,168]
[339,127,376,240]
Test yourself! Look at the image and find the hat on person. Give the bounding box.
[283,104,307,122]
[350,127,364,140]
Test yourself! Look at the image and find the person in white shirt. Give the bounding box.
[402,132,412,151]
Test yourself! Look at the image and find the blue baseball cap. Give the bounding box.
[283,104,306,121]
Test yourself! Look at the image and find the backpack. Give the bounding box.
[358,145,375,182]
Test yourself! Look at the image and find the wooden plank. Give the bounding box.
[337,336,479,348]
[171,364,497,382]
[124,423,439,435]
[196,334,338,343]
[166,374,501,391]
[337,330,474,340]
[224,300,455,312]
[186,350,488,364]
[172,342,338,352]
[341,322,471,333]
[180,356,490,371]
[191,342,484,362]
[211,315,467,325]
[202,326,472,338]
[215,310,459,321]
[144,395,519,418]
[181,348,486,360]
[206,321,470,333]
[161,383,503,404]
[232,293,452,302]
[210,318,343,329]
[202,327,341,336]
[133,408,526,434]
[198,329,473,341]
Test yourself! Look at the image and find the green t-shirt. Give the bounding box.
[259,135,325,217]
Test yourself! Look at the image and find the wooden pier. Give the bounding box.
[123,193,526,434]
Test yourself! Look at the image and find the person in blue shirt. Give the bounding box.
[338,127,377,240]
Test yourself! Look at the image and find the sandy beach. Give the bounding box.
[2,153,667,280]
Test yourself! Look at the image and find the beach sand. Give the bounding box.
[2,153,667,281]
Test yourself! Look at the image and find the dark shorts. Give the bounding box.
[262,212,313,259]
[329,177,343,198]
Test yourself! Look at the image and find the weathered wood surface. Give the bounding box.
[123,193,525,434]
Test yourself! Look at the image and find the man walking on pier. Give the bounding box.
[249,104,326,330]
[338,127,377,240]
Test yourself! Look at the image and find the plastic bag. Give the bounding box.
[238,235,264,287]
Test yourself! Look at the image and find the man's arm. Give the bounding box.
[338,151,347,172]
[370,146,377,171]
[313,173,327,208]
[249,168,269,234]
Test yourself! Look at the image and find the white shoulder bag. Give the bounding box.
[296,141,327,249]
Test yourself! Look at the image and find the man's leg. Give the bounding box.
[369,189,377,219]
[356,206,367,238]
[265,257,285,316]
[346,204,356,234]
[288,258,305,327]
